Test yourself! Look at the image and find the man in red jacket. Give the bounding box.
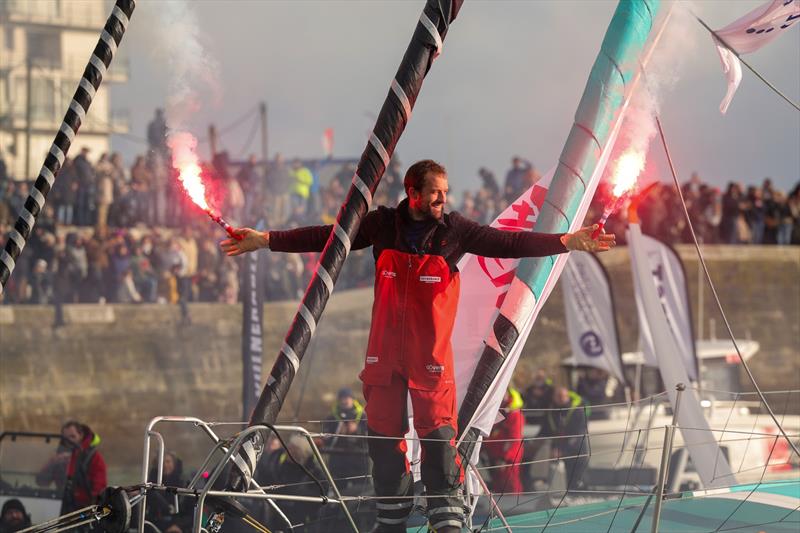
[59,421,107,515]
[222,160,614,532]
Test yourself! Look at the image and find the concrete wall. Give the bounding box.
[1,245,798,483]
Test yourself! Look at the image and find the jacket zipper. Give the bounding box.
[397,254,412,366]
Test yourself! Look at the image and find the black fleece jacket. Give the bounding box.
[269,199,568,271]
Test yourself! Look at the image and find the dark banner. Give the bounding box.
[241,241,267,420]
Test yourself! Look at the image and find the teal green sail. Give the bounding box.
[457,0,661,451]
[519,0,659,291]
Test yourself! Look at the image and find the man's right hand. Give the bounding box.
[221,228,269,256]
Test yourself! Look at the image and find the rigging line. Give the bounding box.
[693,14,800,113]
[236,113,261,158]
[606,428,644,533]
[713,435,778,533]
[654,115,800,460]
[475,432,526,533]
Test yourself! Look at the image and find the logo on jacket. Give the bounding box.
[425,364,445,374]
[419,275,442,284]
[366,356,379,364]
[381,270,397,278]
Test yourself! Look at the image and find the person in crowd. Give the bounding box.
[267,154,292,226]
[260,435,324,530]
[321,388,368,494]
[147,108,168,156]
[521,370,555,490]
[0,500,31,533]
[73,147,96,227]
[289,159,313,215]
[720,182,747,244]
[541,387,589,490]
[29,258,53,304]
[95,154,115,237]
[523,370,554,426]
[145,452,191,533]
[483,387,525,495]
[576,367,612,410]
[478,167,500,198]
[37,421,107,515]
[503,156,531,204]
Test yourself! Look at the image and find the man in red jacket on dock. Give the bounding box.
[223,160,615,532]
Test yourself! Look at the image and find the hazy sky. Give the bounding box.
[110,0,800,196]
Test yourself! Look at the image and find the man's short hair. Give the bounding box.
[404,159,447,194]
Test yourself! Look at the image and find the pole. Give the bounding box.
[651,383,684,533]
[25,57,32,181]
[259,102,267,163]
[208,124,218,159]
[223,0,465,494]
[0,0,136,294]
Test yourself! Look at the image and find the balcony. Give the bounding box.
[0,0,107,32]
[3,107,130,135]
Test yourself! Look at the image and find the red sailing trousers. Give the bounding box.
[360,250,465,530]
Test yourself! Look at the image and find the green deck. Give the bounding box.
[408,480,800,532]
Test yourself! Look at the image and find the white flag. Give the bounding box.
[713,0,800,113]
[627,230,699,381]
[451,169,554,413]
[562,252,625,383]
[629,223,734,488]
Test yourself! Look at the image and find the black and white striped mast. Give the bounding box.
[229,0,464,490]
[0,0,136,295]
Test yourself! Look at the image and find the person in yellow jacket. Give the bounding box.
[289,159,313,214]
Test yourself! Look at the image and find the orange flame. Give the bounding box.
[168,131,210,212]
[612,150,645,198]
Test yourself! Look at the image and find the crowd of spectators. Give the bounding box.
[1,113,798,307]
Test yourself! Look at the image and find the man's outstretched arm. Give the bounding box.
[221,211,381,256]
[453,212,616,258]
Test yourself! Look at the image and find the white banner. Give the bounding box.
[562,252,625,383]
[628,223,734,488]
[628,230,698,381]
[451,168,555,414]
[713,0,800,113]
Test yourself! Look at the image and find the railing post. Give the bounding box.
[651,383,685,533]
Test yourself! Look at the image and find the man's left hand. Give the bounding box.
[561,225,616,252]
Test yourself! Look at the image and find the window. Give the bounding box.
[26,30,61,68]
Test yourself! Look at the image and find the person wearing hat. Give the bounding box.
[0,499,31,533]
[223,159,615,532]
[321,388,368,493]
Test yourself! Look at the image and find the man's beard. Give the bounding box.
[422,203,444,221]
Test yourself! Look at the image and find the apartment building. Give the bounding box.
[0,0,129,180]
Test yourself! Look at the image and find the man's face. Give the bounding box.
[62,426,83,447]
[338,396,354,410]
[2,509,24,526]
[554,388,569,407]
[410,172,448,221]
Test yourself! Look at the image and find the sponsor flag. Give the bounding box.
[712,0,800,113]
[241,234,267,420]
[629,223,734,487]
[628,230,699,381]
[322,128,334,158]
[562,252,626,383]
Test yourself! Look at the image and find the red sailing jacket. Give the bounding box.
[269,199,567,391]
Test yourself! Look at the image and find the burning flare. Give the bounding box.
[611,150,645,197]
[167,131,241,240]
[168,131,209,211]
[591,148,646,238]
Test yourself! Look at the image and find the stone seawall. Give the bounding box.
[1,245,797,482]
